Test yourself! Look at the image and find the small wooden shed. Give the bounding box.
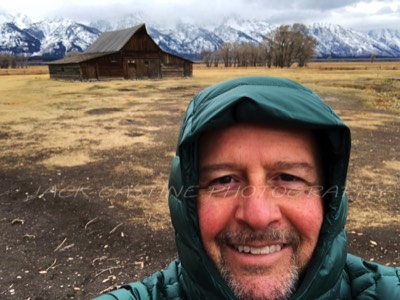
[48,24,193,81]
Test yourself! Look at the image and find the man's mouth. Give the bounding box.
[234,244,283,255]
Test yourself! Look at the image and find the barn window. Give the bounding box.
[61,67,64,72]
[110,55,118,63]
[144,60,149,66]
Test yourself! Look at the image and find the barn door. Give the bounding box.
[127,60,137,79]
[132,59,145,79]
[148,59,161,79]
[85,64,98,80]
[135,59,160,79]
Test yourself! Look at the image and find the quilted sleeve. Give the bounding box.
[346,254,400,299]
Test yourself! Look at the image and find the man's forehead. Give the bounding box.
[198,122,317,144]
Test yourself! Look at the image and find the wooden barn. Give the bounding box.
[48,24,193,81]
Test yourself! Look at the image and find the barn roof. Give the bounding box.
[85,24,144,53]
[47,52,116,64]
[48,24,147,65]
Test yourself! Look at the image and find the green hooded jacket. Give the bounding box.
[95,76,400,300]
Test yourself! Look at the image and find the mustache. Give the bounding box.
[216,227,301,249]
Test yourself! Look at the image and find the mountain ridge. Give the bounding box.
[1,12,400,61]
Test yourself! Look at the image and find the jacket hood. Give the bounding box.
[168,76,351,299]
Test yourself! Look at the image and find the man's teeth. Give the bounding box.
[236,244,282,254]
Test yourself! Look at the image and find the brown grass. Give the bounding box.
[194,62,400,112]
[1,62,399,230]
[2,62,399,114]
[0,65,49,76]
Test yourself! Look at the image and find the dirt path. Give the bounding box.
[324,96,400,266]
[0,85,398,299]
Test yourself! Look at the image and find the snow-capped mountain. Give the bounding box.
[0,22,40,54]
[0,13,100,59]
[1,12,400,60]
[0,13,32,29]
[368,28,400,53]
[309,23,398,57]
[213,16,276,44]
[99,15,400,58]
[149,22,224,55]
[26,18,100,58]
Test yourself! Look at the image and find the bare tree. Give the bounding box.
[212,23,315,69]
[265,25,291,67]
[231,42,241,67]
[216,43,233,67]
[291,24,316,67]
[370,53,376,63]
[264,24,316,68]
[10,56,17,68]
[258,41,272,68]
[15,54,28,69]
[0,54,11,69]
[201,50,213,67]
[211,52,219,67]
[0,54,30,69]
[237,43,248,67]
[246,43,259,67]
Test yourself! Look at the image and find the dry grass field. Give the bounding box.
[0,62,399,299]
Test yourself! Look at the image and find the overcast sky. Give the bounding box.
[1,0,399,31]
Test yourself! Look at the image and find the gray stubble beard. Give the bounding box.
[216,228,302,300]
[220,256,300,300]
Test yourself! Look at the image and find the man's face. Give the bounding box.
[197,123,324,300]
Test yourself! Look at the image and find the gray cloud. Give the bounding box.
[243,0,367,11]
[1,0,399,31]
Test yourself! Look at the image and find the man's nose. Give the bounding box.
[234,185,282,230]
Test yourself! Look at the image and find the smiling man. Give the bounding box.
[95,76,399,300]
[197,124,324,299]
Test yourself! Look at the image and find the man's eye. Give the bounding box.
[211,175,235,185]
[199,175,241,198]
[278,174,301,182]
[273,173,311,193]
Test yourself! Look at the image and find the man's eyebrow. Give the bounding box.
[199,163,239,174]
[199,161,315,174]
[270,161,316,171]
